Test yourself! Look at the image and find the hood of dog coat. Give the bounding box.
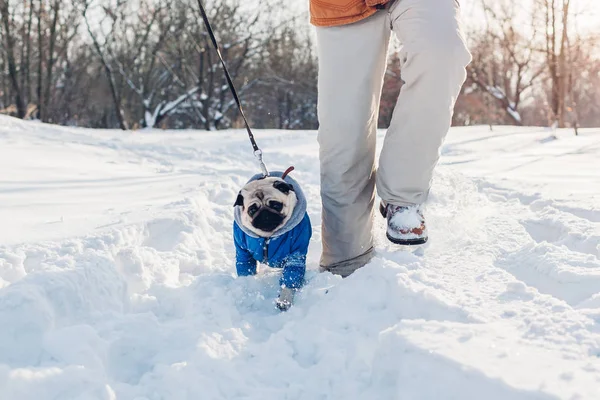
[234,171,308,239]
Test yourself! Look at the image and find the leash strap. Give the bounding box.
[196,0,269,177]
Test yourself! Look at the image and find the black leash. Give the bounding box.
[196,0,269,177]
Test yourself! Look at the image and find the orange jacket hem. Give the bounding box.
[310,0,389,27]
[310,8,378,27]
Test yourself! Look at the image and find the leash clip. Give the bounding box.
[254,149,269,177]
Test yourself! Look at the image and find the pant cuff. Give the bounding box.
[319,248,375,278]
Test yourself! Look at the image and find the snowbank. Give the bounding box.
[1,116,599,399]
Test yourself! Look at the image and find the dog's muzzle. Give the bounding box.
[252,208,285,232]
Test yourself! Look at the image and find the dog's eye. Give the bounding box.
[269,201,283,212]
[248,204,260,217]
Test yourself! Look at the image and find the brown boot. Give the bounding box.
[380,201,428,245]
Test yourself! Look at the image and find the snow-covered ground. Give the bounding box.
[1,115,599,399]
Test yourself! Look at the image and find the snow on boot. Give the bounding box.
[380,201,428,245]
[276,287,295,311]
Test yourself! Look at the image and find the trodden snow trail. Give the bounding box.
[0,116,599,399]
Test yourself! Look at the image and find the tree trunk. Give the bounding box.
[23,0,34,110]
[42,0,60,122]
[0,0,27,118]
[100,61,128,130]
[19,0,27,105]
[557,0,570,128]
[37,0,44,120]
[545,0,570,128]
[83,8,128,130]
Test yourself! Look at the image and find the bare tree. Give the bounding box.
[466,0,545,125]
[564,33,600,131]
[191,0,265,130]
[248,19,318,130]
[111,0,202,129]
[2,0,596,130]
[0,0,27,117]
[536,0,572,127]
[19,0,34,111]
[81,0,128,129]
[36,0,44,118]
[41,0,60,121]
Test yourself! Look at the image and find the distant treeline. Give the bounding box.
[1,0,599,130]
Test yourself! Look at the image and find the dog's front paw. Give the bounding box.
[276,287,295,311]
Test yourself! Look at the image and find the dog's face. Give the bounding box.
[235,177,298,237]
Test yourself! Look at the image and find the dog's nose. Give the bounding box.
[252,209,284,232]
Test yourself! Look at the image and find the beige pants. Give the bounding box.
[317,0,471,275]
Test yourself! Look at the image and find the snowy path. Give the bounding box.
[1,117,599,399]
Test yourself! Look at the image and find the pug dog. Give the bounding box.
[233,169,312,311]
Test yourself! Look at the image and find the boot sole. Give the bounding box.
[386,234,428,246]
[380,201,428,246]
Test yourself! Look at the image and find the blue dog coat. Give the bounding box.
[233,172,311,289]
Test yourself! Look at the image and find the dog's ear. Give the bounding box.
[273,180,294,195]
[234,192,244,207]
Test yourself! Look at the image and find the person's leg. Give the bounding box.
[377,0,471,207]
[316,11,391,277]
